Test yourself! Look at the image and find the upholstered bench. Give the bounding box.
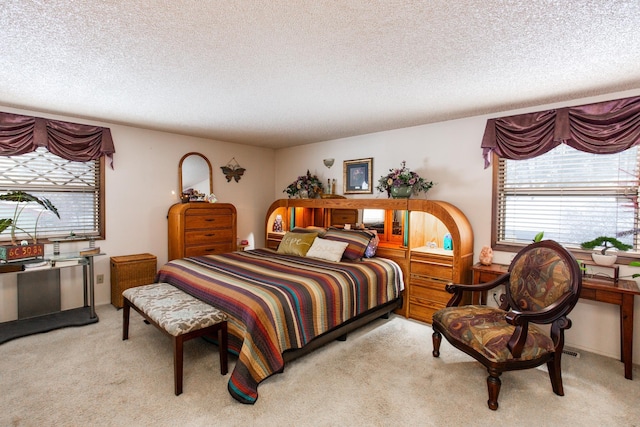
[122,282,228,395]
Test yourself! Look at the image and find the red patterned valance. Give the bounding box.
[481,95,640,168]
[0,112,115,168]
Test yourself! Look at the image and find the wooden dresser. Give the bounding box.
[409,248,457,322]
[168,203,237,260]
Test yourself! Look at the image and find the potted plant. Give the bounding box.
[283,170,324,198]
[580,236,632,266]
[0,190,60,260]
[376,161,434,198]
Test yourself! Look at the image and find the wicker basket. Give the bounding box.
[110,253,157,308]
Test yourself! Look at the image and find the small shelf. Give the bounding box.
[0,306,98,345]
[580,260,619,282]
[0,253,103,343]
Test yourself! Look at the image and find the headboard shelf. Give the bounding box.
[265,198,474,322]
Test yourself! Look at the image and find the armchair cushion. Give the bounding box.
[432,305,555,363]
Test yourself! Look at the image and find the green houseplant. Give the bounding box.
[580,236,632,266]
[0,190,60,246]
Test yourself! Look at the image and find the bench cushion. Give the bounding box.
[123,283,227,336]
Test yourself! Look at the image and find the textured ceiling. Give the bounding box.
[2,1,640,149]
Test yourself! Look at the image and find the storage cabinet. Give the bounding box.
[329,209,358,226]
[168,203,237,261]
[110,253,157,308]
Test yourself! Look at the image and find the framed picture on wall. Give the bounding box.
[343,158,373,194]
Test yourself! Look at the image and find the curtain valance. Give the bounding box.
[481,95,640,168]
[0,111,115,167]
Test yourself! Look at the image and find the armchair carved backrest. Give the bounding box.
[500,241,582,359]
[432,240,582,410]
[506,243,579,313]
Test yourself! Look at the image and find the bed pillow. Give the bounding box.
[292,226,327,237]
[277,231,318,256]
[306,238,349,262]
[323,229,373,260]
[364,229,380,258]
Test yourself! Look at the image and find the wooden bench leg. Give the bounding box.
[219,322,228,375]
[174,335,184,396]
[122,299,130,341]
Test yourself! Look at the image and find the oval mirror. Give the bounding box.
[179,152,213,197]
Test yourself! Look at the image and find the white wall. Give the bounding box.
[0,106,275,321]
[274,88,640,363]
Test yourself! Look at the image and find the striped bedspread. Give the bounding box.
[155,248,403,404]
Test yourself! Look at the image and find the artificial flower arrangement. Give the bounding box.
[376,161,435,198]
[283,170,324,198]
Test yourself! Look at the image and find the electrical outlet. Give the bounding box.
[96,274,104,284]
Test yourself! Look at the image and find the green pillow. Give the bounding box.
[277,231,318,256]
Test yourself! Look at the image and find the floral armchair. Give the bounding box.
[431,240,582,410]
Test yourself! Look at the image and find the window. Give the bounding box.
[0,147,104,243]
[494,144,640,254]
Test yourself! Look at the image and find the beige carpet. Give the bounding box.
[2,304,639,427]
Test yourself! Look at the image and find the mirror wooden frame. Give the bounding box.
[178,152,213,196]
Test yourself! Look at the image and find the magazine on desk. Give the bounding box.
[79,247,101,256]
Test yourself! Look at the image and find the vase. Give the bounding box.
[298,190,309,199]
[591,252,617,266]
[390,185,412,199]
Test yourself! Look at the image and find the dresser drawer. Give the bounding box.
[410,280,452,305]
[476,270,506,284]
[410,261,453,281]
[376,246,408,260]
[185,213,233,230]
[184,242,235,257]
[185,229,234,246]
[331,209,358,225]
[266,239,281,250]
[407,299,441,324]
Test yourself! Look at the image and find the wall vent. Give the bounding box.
[563,348,581,358]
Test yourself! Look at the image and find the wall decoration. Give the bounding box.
[323,158,335,168]
[343,158,373,194]
[220,157,246,183]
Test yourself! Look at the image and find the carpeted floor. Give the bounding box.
[1,304,639,427]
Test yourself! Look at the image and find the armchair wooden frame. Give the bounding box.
[432,240,582,410]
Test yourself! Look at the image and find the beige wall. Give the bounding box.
[0,105,275,321]
[273,88,640,362]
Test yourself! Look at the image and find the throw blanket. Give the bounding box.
[156,249,403,404]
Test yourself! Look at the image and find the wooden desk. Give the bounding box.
[471,262,640,380]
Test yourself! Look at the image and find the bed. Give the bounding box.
[155,247,404,404]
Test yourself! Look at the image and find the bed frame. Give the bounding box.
[282,296,403,364]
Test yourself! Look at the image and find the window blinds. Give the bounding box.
[497,144,640,250]
[0,148,100,240]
